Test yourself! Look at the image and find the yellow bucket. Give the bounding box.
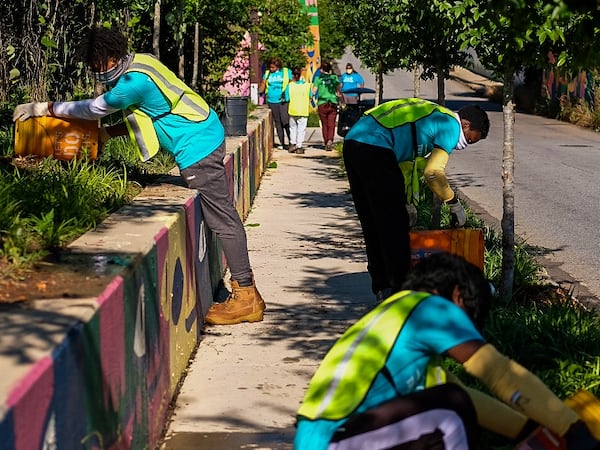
[14,116,99,160]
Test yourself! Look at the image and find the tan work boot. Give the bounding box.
[205,280,266,325]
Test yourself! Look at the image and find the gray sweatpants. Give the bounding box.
[180,142,253,285]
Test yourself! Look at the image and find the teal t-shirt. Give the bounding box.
[294,294,484,450]
[345,109,462,161]
[104,71,224,170]
[264,68,293,104]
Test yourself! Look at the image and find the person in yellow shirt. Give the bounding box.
[285,68,312,154]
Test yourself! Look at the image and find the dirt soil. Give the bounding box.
[0,258,113,304]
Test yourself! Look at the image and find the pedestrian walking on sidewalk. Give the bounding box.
[13,25,265,326]
[286,67,312,154]
[260,57,292,150]
[312,61,341,151]
[295,253,600,450]
[343,98,490,301]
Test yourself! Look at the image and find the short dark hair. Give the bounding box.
[401,252,492,329]
[458,104,490,139]
[77,26,128,70]
[320,62,331,73]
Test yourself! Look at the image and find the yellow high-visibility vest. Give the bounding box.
[297,291,446,421]
[123,53,211,161]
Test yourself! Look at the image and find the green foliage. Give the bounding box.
[0,156,131,264]
[98,137,176,186]
[316,0,350,59]
[486,301,600,398]
[446,297,600,449]
[394,0,473,84]
[307,111,320,127]
[255,0,313,69]
[328,0,409,75]
[483,226,542,296]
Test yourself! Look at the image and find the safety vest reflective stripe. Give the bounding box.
[297,291,432,421]
[124,109,160,162]
[128,54,210,119]
[265,69,290,94]
[365,97,455,129]
[122,54,211,161]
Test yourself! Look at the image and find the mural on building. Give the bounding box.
[542,52,597,105]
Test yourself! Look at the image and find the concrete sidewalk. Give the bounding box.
[161,68,503,449]
[161,128,373,449]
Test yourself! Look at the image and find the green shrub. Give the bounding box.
[308,111,320,127]
[0,156,131,264]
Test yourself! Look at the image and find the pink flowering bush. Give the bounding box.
[222,32,262,97]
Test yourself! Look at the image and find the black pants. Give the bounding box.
[268,101,290,147]
[330,384,480,450]
[343,139,411,295]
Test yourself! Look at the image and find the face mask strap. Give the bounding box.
[93,54,131,85]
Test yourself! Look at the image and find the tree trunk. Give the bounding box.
[413,64,420,98]
[436,64,445,105]
[177,0,185,80]
[153,0,161,58]
[500,70,516,300]
[192,22,199,90]
[375,58,383,106]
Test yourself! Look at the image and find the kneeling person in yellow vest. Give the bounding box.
[13,26,265,326]
[294,253,599,449]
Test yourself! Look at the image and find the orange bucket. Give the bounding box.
[14,116,99,160]
[410,229,484,270]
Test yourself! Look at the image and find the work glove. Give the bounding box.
[406,204,418,228]
[448,196,466,227]
[13,102,49,122]
[565,421,600,450]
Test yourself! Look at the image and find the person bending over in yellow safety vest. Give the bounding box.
[294,252,600,450]
[13,25,265,326]
[343,98,490,303]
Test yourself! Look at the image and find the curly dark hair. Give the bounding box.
[401,252,492,329]
[458,104,490,139]
[76,26,129,70]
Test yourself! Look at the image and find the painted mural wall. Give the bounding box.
[302,0,321,85]
[0,110,273,450]
[542,53,598,104]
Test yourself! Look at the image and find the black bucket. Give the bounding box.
[224,96,248,136]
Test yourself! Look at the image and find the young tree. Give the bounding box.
[456,0,600,299]
[254,0,313,70]
[315,0,350,60]
[327,0,409,105]
[397,0,473,105]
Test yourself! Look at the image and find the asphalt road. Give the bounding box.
[339,53,600,305]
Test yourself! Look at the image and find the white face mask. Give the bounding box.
[456,128,469,150]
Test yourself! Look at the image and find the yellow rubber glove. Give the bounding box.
[463,344,579,436]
